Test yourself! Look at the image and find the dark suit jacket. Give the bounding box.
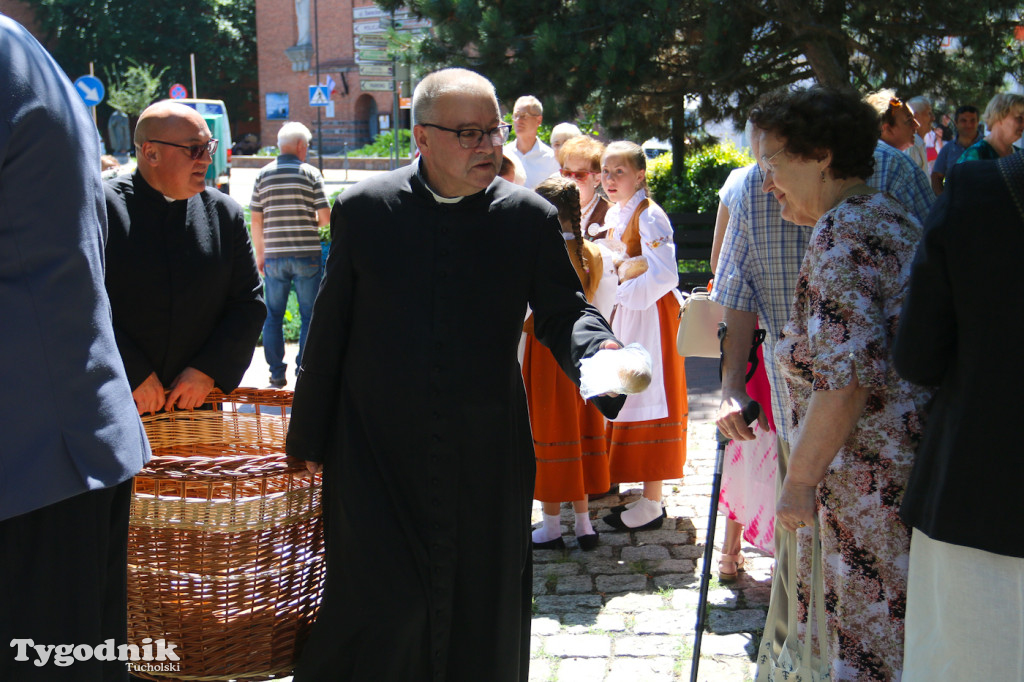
[894,154,1024,557]
[104,172,265,392]
[0,16,149,521]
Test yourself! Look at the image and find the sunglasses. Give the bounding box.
[148,138,219,160]
[560,168,597,181]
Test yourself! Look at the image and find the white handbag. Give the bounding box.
[676,286,724,358]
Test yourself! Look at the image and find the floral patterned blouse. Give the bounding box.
[776,192,932,471]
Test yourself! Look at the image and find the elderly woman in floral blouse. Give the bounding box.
[751,86,932,681]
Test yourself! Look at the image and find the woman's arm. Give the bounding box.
[776,376,870,532]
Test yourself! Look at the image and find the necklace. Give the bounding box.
[581,193,600,231]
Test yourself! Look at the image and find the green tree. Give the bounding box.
[381,0,1024,165]
[26,0,256,126]
[106,61,167,118]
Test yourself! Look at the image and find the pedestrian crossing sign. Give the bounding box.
[309,85,330,106]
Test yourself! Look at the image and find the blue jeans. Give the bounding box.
[262,255,322,380]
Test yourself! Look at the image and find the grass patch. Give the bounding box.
[627,559,650,575]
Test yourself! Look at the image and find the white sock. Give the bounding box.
[532,512,562,543]
[575,512,595,537]
[619,496,662,528]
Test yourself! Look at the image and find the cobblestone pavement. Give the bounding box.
[247,350,765,681]
[526,357,766,682]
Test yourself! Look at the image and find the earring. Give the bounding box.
[820,170,826,183]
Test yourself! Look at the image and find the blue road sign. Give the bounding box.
[309,85,330,107]
[74,75,105,107]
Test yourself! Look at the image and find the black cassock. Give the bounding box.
[287,161,625,681]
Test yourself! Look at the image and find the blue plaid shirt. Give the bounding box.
[712,140,935,444]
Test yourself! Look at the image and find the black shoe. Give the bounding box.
[269,376,287,388]
[532,536,566,550]
[603,507,667,532]
[576,532,600,551]
[589,484,620,501]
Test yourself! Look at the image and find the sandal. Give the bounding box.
[717,552,745,582]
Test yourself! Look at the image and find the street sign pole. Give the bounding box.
[390,11,399,169]
[313,0,323,172]
[89,62,97,127]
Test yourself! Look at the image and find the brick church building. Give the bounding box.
[256,0,421,153]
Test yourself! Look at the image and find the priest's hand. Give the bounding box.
[133,372,166,415]
[164,367,215,411]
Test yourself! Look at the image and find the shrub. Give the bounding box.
[349,129,411,157]
[647,142,753,213]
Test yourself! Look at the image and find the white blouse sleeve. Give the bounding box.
[615,205,678,310]
[592,242,619,320]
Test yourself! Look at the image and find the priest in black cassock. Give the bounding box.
[286,69,627,681]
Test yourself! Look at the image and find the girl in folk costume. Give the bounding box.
[556,135,612,240]
[526,177,618,550]
[599,141,688,531]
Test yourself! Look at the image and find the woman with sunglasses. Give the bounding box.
[557,136,611,239]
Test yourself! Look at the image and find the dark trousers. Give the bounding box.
[0,480,132,681]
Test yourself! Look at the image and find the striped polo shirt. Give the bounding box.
[249,154,329,257]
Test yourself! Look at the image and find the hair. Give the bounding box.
[602,140,647,190]
[412,68,497,126]
[535,176,587,271]
[749,86,878,181]
[550,122,582,146]
[906,96,931,114]
[954,104,979,123]
[499,153,526,185]
[513,95,543,116]
[277,121,313,147]
[864,88,904,128]
[982,92,1024,128]
[557,135,605,172]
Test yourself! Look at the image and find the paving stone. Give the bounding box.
[708,588,739,608]
[634,609,695,635]
[595,573,648,593]
[590,532,632,547]
[634,529,692,545]
[594,613,627,632]
[555,657,608,681]
[533,548,569,563]
[613,634,682,657]
[531,617,561,636]
[671,589,701,610]
[620,545,670,561]
[534,595,603,614]
[543,634,611,658]
[533,577,549,594]
[530,635,543,656]
[579,559,635,575]
[654,573,697,590]
[573,544,614,558]
[707,608,767,634]
[742,585,772,608]
[527,658,552,682]
[653,558,696,574]
[670,544,706,560]
[605,656,677,682]
[602,593,664,613]
[698,632,757,657]
[539,563,582,577]
[689,655,756,682]
[556,575,594,594]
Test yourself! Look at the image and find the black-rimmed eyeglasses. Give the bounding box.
[148,138,219,160]
[420,123,511,149]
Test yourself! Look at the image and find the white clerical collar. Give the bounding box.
[424,184,465,204]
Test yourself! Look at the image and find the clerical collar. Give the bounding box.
[414,157,466,204]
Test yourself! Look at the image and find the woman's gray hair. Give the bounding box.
[412,69,497,126]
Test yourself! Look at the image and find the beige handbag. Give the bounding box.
[676,286,724,358]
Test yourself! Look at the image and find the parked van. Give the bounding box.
[176,98,232,193]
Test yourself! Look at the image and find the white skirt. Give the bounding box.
[903,528,1024,681]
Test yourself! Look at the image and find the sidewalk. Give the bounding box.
[242,347,764,681]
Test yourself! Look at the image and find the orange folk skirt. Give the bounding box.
[607,293,688,482]
[522,334,611,503]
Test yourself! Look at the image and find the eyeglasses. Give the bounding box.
[560,168,597,181]
[420,123,511,149]
[512,111,541,120]
[759,146,786,174]
[148,138,218,160]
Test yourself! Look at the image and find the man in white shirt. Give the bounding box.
[504,95,560,188]
[906,96,932,173]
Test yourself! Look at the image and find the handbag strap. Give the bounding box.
[716,325,767,383]
[781,523,829,666]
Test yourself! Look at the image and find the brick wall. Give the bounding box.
[0,0,47,45]
[256,0,407,153]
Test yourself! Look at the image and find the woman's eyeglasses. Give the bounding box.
[148,138,219,160]
[560,168,597,181]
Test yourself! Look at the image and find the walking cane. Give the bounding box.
[689,323,763,682]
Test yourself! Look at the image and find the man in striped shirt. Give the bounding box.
[250,122,330,388]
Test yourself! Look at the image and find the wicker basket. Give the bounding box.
[127,389,324,681]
